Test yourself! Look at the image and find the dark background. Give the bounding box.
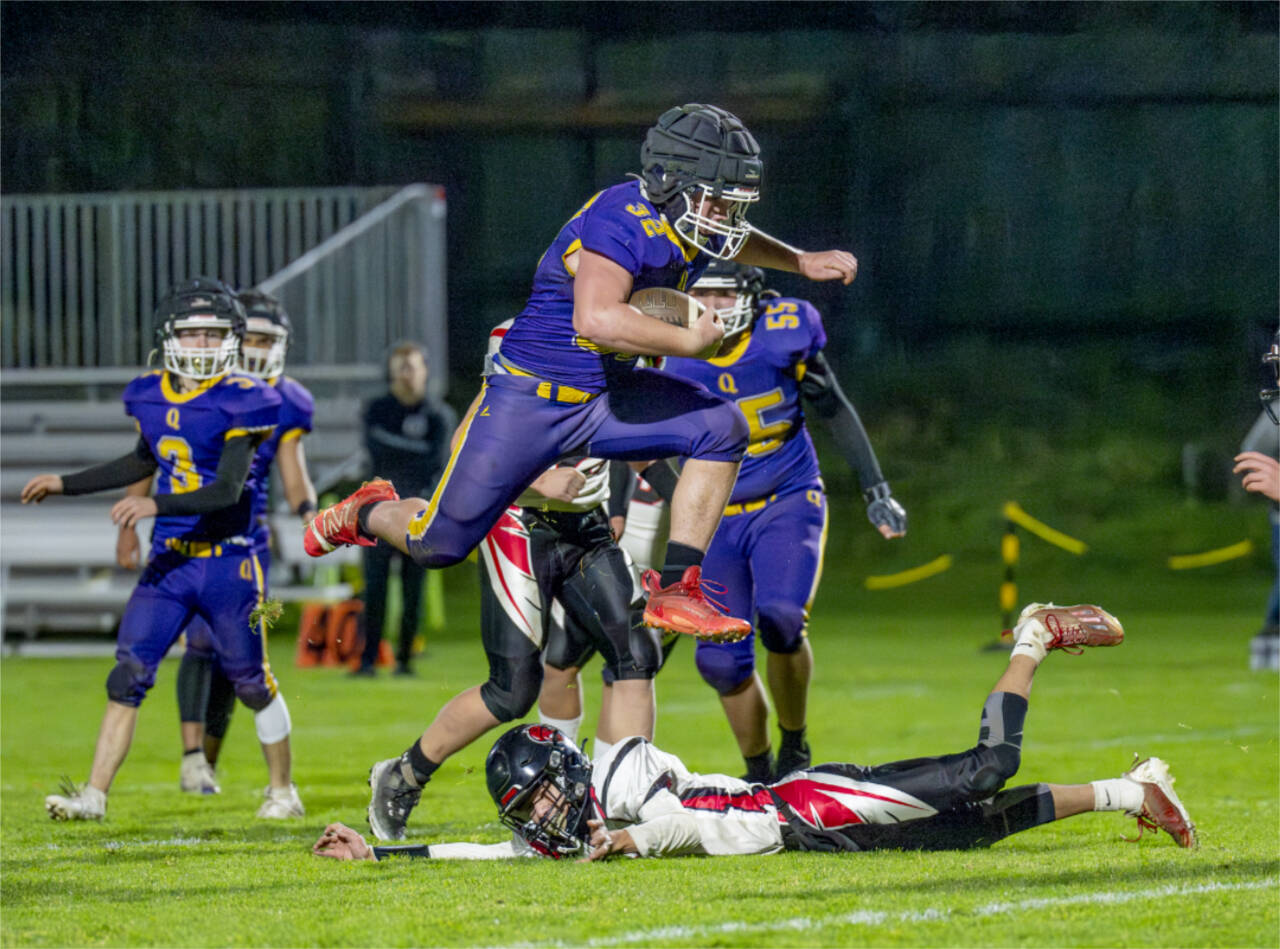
[3,1,1277,432]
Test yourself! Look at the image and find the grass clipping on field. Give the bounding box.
[249,598,284,633]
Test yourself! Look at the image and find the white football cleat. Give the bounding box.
[256,783,305,819]
[180,753,221,795]
[1122,756,1197,848]
[46,780,106,821]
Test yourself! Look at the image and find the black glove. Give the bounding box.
[863,481,907,536]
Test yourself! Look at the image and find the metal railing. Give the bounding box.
[258,183,449,393]
[1,185,401,369]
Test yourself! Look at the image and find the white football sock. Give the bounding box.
[1092,777,1143,813]
[1010,616,1049,664]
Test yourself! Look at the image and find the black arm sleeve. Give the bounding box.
[372,845,433,861]
[152,435,257,516]
[61,437,159,496]
[798,350,885,490]
[608,461,637,519]
[638,461,679,504]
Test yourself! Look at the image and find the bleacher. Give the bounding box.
[1,384,371,639]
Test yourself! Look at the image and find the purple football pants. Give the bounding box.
[405,368,747,567]
[694,484,828,694]
[112,548,277,709]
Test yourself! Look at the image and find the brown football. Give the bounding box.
[627,287,706,328]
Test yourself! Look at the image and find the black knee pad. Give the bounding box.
[106,655,151,706]
[757,601,807,654]
[234,681,273,713]
[480,652,544,722]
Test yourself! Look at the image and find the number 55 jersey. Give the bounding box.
[662,296,826,505]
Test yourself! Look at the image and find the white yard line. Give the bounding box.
[508,877,1277,948]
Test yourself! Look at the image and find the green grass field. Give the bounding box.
[2,554,1277,948]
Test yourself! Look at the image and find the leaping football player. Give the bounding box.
[315,604,1197,862]
[361,322,670,841]
[662,262,906,782]
[302,103,858,839]
[115,290,318,805]
[22,278,304,821]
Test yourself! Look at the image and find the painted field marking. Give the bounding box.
[509,877,1276,948]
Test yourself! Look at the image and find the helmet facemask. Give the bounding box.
[239,317,289,379]
[691,263,767,341]
[667,183,759,260]
[162,315,240,380]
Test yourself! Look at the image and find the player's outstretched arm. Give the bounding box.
[24,437,160,504]
[276,436,318,523]
[735,230,858,285]
[799,350,905,538]
[573,250,724,358]
[1234,450,1280,502]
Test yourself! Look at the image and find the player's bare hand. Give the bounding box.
[689,306,726,360]
[110,495,159,530]
[530,467,588,503]
[580,819,637,862]
[313,822,375,861]
[797,249,858,285]
[609,515,626,542]
[116,526,142,570]
[1234,451,1280,503]
[20,474,63,504]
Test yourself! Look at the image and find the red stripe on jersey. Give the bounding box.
[770,777,927,829]
[679,786,775,814]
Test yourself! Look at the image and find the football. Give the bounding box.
[627,286,706,328]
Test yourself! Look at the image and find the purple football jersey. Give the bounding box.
[663,297,827,503]
[123,370,280,555]
[499,180,710,392]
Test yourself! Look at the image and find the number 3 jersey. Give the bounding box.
[123,370,281,556]
[662,297,826,503]
[498,179,711,393]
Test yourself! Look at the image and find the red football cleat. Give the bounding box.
[1001,602,1124,655]
[1122,756,1198,848]
[304,479,399,557]
[641,566,751,643]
